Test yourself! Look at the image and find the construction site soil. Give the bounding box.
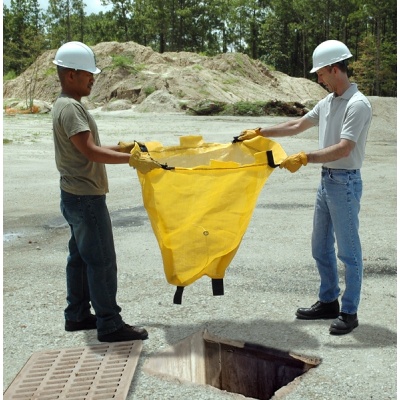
[3,41,327,113]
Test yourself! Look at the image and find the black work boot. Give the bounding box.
[65,314,97,332]
[329,312,358,335]
[296,299,340,320]
[98,324,149,342]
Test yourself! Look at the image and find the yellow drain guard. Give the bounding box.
[137,135,286,303]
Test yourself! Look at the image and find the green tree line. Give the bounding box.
[3,0,397,96]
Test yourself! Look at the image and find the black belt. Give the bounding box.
[322,167,359,172]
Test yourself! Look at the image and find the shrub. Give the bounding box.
[3,70,17,81]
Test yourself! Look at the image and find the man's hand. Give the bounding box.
[129,142,162,173]
[236,127,262,141]
[279,151,308,173]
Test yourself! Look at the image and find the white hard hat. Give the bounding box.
[310,40,352,73]
[53,41,101,74]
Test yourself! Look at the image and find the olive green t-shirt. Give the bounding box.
[52,95,109,195]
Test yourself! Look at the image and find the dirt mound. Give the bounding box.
[3,41,327,112]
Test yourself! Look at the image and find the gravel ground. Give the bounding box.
[3,98,397,399]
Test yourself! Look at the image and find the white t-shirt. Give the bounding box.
[305,83,372,169]
[52,95,109,195]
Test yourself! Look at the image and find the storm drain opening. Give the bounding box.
[144,329,321,400]
[4,341,143,400]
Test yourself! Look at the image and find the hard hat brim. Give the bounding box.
[53,60,101,74]
[310,66,322,73]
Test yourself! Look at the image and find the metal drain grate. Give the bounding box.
[4,341,143,400]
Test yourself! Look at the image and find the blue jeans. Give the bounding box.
[311,168,363,314]
[60,190,124,335]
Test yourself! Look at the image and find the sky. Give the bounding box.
[2,0,112,15]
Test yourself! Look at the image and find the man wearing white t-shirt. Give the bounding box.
[237,40,372,335]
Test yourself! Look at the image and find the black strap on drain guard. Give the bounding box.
[173,279,224,304]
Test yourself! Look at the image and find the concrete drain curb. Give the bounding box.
[4,341,143,400]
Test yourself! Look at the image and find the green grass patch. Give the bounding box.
[107,55,146,74]
[44,67,57,77]
[112,55,134,68]
[198,88,211,97]
[223,101,266,116]
[222,77,239,85]
[143,85,156,96]
[3,70,17,81]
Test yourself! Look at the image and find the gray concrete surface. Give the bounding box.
[3,99,397,399]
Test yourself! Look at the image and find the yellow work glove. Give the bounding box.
[237,127,262,141]
[118,141,144,153]
[279,151,308,173]
[129,142,162,174]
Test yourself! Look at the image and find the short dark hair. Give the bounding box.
[57,65,68,74]
[331,60,348,73]
[57,65,76,73]
[56,65,79,85]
